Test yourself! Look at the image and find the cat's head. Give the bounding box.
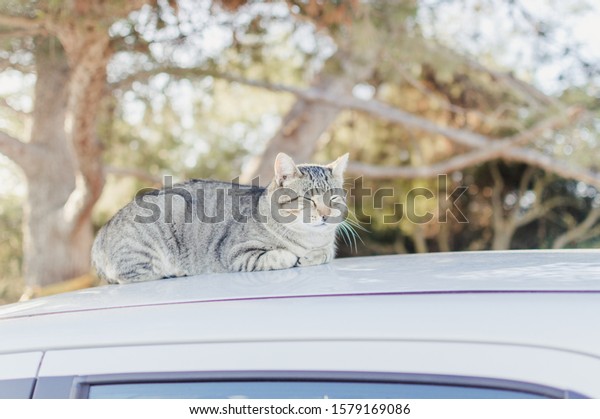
[268,152,349,232]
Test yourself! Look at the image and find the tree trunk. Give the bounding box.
[0,3,148,293]
[491,228,515,250]
[21,37,95,289]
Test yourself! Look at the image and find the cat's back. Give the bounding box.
[94,179,266,249]
[176,179,266,213]
[113,179,265,214]
[179,178,265,195]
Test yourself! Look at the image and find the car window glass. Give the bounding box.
[88,381,549,399]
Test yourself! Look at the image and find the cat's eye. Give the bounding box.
[280,197,299,210]
[330,195,345,205]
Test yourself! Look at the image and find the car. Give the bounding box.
[1,250,599,399]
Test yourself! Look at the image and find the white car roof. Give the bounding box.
[1,249,600,320]
[0,250,599,358]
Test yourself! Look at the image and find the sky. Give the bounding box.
[418,0,600,94]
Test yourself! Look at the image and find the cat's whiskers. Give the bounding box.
[336,219,365,253]
[345,208,370,233]
[336,222,355,252]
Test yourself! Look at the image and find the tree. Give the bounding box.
[234,1,596,188]
[233,0,599,254]
[0,1,147,291]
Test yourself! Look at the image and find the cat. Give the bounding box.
[91,152,349,284]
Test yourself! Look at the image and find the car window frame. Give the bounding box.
[29,371,586,399]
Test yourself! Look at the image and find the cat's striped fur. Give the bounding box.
[91,153,348,284]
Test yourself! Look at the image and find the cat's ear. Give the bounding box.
[327,153,349,181]
[274,152,300,186]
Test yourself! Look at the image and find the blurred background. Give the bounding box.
[0,0,598,304]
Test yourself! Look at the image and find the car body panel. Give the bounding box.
[1,251,600,398]
[0,352,43,399]
[0,293,599,357]
[0,352,43,380]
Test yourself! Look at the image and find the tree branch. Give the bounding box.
[113,67,580,147]
[508,166,539,227]
[500,146,600,189]
[576,224,600,245]
[0,27,46,38]
[0,14,46,30]
[108,66,219,92]
[111,67,492,148]
[552,206,600,249]
[0,130,41,167]
[228,76,596,187]
[346,108,584,179]
[348,138,600,188]
[490,161,506,228]
[240,76,500,148]
[115,68,597,187]
[429,40,561,110]
[0,57,34,73]
[514,196,573,228]
[517,166,537,199]
[395,64,525,132]
[347,146,505,179]
[218,74,584,155]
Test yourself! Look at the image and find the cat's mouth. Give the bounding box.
[311,221,332,228]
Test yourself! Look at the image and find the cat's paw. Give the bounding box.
[297,248,331,267]
[267,249,300,270]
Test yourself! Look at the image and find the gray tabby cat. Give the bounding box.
[91,152,349,284]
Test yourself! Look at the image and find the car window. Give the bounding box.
[88,381,548,399]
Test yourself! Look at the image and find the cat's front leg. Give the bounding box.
[297,247,333,267]
[253,249,301,271]
[230,247,299,272]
